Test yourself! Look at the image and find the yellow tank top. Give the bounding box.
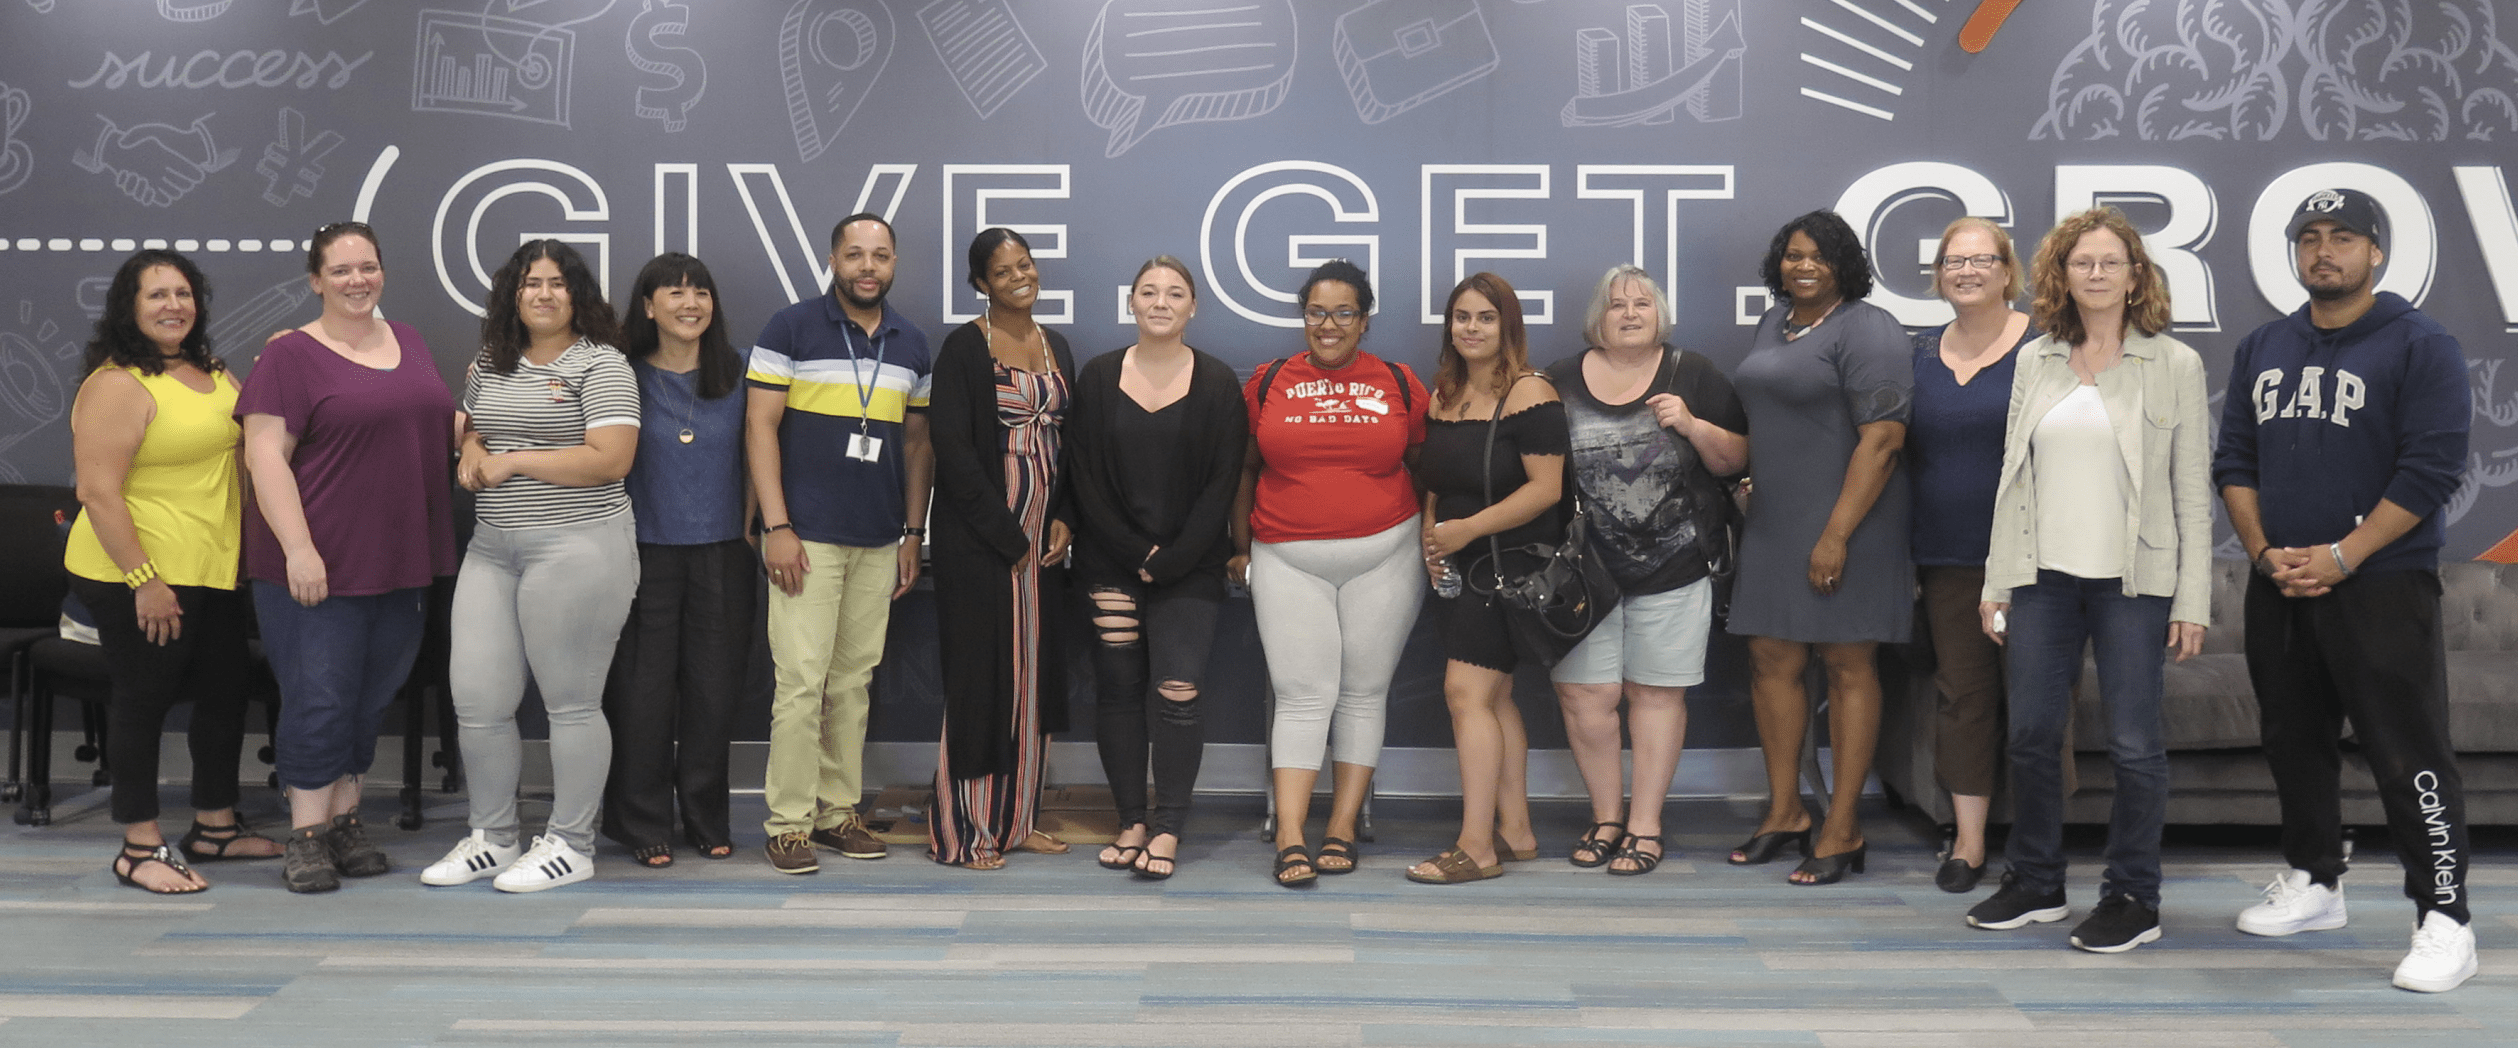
[63,365,243,589]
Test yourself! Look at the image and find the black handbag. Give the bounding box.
[1471,374,1619,667]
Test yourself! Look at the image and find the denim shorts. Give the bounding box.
[1549,576,1714,688]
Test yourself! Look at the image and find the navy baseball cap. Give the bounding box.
[2287,188,2385,250]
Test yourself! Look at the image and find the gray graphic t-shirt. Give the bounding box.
[1546,347,1747,595]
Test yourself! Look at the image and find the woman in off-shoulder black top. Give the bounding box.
[1405,273,1566,885]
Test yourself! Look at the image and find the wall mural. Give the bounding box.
[2,0,2513,746]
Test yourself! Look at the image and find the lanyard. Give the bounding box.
[842,315,888,435]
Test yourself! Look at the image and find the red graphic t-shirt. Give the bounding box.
[1243,351,1427,543]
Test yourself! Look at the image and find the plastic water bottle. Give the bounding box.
[1434,559,1462,599]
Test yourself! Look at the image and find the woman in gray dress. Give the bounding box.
[1725,210,1913,885]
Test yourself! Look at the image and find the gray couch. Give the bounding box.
[1878,559,2518,826]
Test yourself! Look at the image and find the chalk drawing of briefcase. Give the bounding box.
[1334,0,1500,125]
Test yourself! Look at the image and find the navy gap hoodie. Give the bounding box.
[2212,292,2469,575]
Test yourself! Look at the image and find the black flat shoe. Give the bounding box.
[1789,844,1867,885]
[1727,828,1811,866]
[1935,856,1985,893]
[1569,821,1626,868]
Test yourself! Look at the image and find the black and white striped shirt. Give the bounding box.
[461,339,640,529]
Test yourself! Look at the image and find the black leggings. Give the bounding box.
[2246,569,2469,924]
[1086,574,1220,838]
[69,577,253,827]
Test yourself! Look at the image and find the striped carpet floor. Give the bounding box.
[2,791,2510,1047]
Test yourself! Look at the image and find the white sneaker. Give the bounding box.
[2236,869,2347,936]
[492,834,593,893]
[420,830,521,886]
[2393,910,2479,993]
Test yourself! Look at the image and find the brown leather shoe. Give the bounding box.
[809,816,886,860]
[765,831,819,874]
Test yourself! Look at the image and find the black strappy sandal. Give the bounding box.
[1272,845,1317,887]
[114,842,206,894]
[633,843,674,868]
[177,818,278,862]
[1606,834,1664,877]
[1569,821,1626,868]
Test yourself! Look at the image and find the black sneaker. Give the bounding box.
[2069,894,2162,953]
[325,813,391,878]
[1965,870,2068,930]
[282,827,341,894]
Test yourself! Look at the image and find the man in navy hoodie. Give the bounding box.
[2214,188,2474,993]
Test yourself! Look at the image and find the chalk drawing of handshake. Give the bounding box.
[72,112,239,208]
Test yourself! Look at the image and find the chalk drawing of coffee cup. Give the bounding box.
[780,0,893,163]
[0,310,71,482]
[0,81,31,196]
[1334,0,1499,125]
[1081,0,1298,158]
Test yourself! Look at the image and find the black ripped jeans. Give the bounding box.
[1085,573,1221,838]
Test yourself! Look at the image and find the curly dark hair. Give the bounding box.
[621,252,742,400]
[965,226,1031,296]
[2030,207,2172,345]
[480,239,621,374]
[84,249,219,376]
[1758,209,1873,303]
[1434,272,1528,412]
[1299,259,1375,318]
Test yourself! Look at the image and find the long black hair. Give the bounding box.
[479,239,622,373]
[964,226,1031,296]
[1758,209,1874,303]
[620,252,742,400]
[84,249,219,376]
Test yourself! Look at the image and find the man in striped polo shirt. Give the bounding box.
[745,212,934,874]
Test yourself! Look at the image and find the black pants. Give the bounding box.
[1086,573,1221,838]
[69,577,252,826]
[2246,569,2469,924]
[601,539,756,852]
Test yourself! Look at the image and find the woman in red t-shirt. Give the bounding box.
[1229,260,1429,888]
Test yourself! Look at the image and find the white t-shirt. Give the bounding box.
[2030,383,2128,579]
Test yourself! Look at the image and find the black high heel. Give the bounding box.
[1789,844,1867,885]
[1727,828,1811,866]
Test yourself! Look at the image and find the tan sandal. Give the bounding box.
[1405,848,1503,885]
[1013,830,1068,855]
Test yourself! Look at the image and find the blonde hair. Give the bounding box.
[2030,207,2171,345]
[1935,216,2024,302]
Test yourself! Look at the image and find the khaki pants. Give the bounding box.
[762,539,895,837]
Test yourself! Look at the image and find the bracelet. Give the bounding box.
[901,526,925,538]
[763,522,793,535]
[122,560,158,589]
[2329,541,2355,578]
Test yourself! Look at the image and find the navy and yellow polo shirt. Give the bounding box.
[746,295,933,548]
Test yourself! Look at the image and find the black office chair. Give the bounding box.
[0,484,79,808]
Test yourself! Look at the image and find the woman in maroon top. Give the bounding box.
[1230,260,1430,887]
[238,222,459,893]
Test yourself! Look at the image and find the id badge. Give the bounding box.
[847,432,884,462]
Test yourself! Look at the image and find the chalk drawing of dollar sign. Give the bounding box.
[626,0,705,131]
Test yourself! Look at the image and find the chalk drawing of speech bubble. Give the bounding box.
[780,0,893,163]
[1081,0,1298,158]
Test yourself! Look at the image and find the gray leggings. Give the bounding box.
[1251,516,1426,770]
[450,512,639,854]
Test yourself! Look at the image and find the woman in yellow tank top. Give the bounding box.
[64,250,278,893]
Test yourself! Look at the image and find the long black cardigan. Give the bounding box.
[1063,346,1249,589]
[926,321,1078,780]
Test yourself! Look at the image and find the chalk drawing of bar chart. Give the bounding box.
[412,8,575,127]
[1562,0,1743,128]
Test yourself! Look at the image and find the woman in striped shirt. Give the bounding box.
[421,240,640,894]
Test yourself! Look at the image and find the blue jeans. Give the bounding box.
[254,582,428,792]
[2003,570,2171,906]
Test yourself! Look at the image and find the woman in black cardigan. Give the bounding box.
[1069,256,1248,880]
[925,228,1078,869]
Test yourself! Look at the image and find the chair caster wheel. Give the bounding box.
[257,745,275,764]
[91,769,110,787]
[1,784,19,802]
[74,744,98,762]
[395,812,422,831]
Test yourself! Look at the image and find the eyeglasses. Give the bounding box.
[2067,258,2129,275]
[1303,308,1361,326]
[1939,254,2001,271]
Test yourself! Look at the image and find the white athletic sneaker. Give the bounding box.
[2393,910,2479,993]
[419,830,522,886]
[2236,869,2347,936]
[492,834,593,893]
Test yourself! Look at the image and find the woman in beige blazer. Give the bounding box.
[1962,207,2211,955]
